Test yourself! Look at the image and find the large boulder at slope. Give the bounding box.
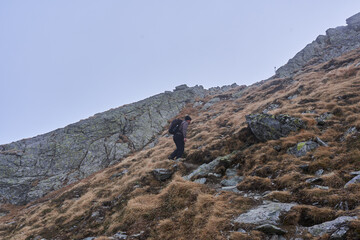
[246,114,305,142]
[234,201,297,225]
[304,216,357,237]
[0,86,208,205]
[275,12,360,78]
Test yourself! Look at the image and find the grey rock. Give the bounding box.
[340,126,358,142]
[330,226,349,239]
[346,12,360,31]
[184,152,237,181]
[344,175,360,188]
[246,114,304,142]
[234,201,297,225]
[275,12,360,78]
[225,168,237,177]
[335,201,349,211]
[221,176,244,187]
[255,224,287,235]
[288,94,298,100]
[350,171,360,175]
[152,169,173,182]
[202,97,221,110]
[82,238,95,240]
[194,178,207,184]
[113,231,128,240]
[110,169,128,180]
[174,84,189,91]
[305,216,357,237]
[306,177,323,184]
[316,112,333,126]
[287,141,319,157]
[315,169,324,176]
[313,185,329,190]
[315,137,329,147]
[193,101,203,108]
[0,85,208,205]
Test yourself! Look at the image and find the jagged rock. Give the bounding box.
[234,201,297,225]
[174,84,189,91]
[287,141,319,157]
[255,224,287,235]
[305,216,357,237]
[275,12,360,78]
[344,175,360,188]
[0,86,207,205]
[246,114,304,142]
[152,169,173,182]
[183,152,237,181]
[110,169,128,180]
[316,112,333,126]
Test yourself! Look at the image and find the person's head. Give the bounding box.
[185,115,192,124]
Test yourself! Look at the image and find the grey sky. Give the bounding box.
[1,1,360,144]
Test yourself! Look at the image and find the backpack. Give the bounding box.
[169,119,183,134]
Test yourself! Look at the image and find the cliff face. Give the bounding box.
[0,86,211,205]
[275,12,360,78]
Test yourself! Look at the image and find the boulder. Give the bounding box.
[287,141,319,157]
[234,201,297,225]
[184,152,237,181]
[246,114,305,142]
[305,216,357,237]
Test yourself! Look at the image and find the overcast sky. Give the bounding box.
[1,1,360,144]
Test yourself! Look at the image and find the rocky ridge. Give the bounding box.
[0,84,239,205]
[275,12,360,78]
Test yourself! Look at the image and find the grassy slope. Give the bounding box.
[1,49,360,240]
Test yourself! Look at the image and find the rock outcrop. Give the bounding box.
[275,12,360,78]
[246,114,304,142]
[0,86,208,205]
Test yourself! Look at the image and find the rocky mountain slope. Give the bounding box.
[275,12,360,78]
[1,12,360,240]
[0,85,242,205]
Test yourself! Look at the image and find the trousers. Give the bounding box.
[169,133,184,159]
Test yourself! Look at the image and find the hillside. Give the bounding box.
[0,48,359,239]
[1,13,360,240]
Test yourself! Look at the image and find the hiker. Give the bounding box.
[168,116,192,160]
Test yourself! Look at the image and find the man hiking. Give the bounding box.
[168,115,192,160]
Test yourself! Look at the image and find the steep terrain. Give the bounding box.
[275,12,360,78]
[1,13,360,240]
